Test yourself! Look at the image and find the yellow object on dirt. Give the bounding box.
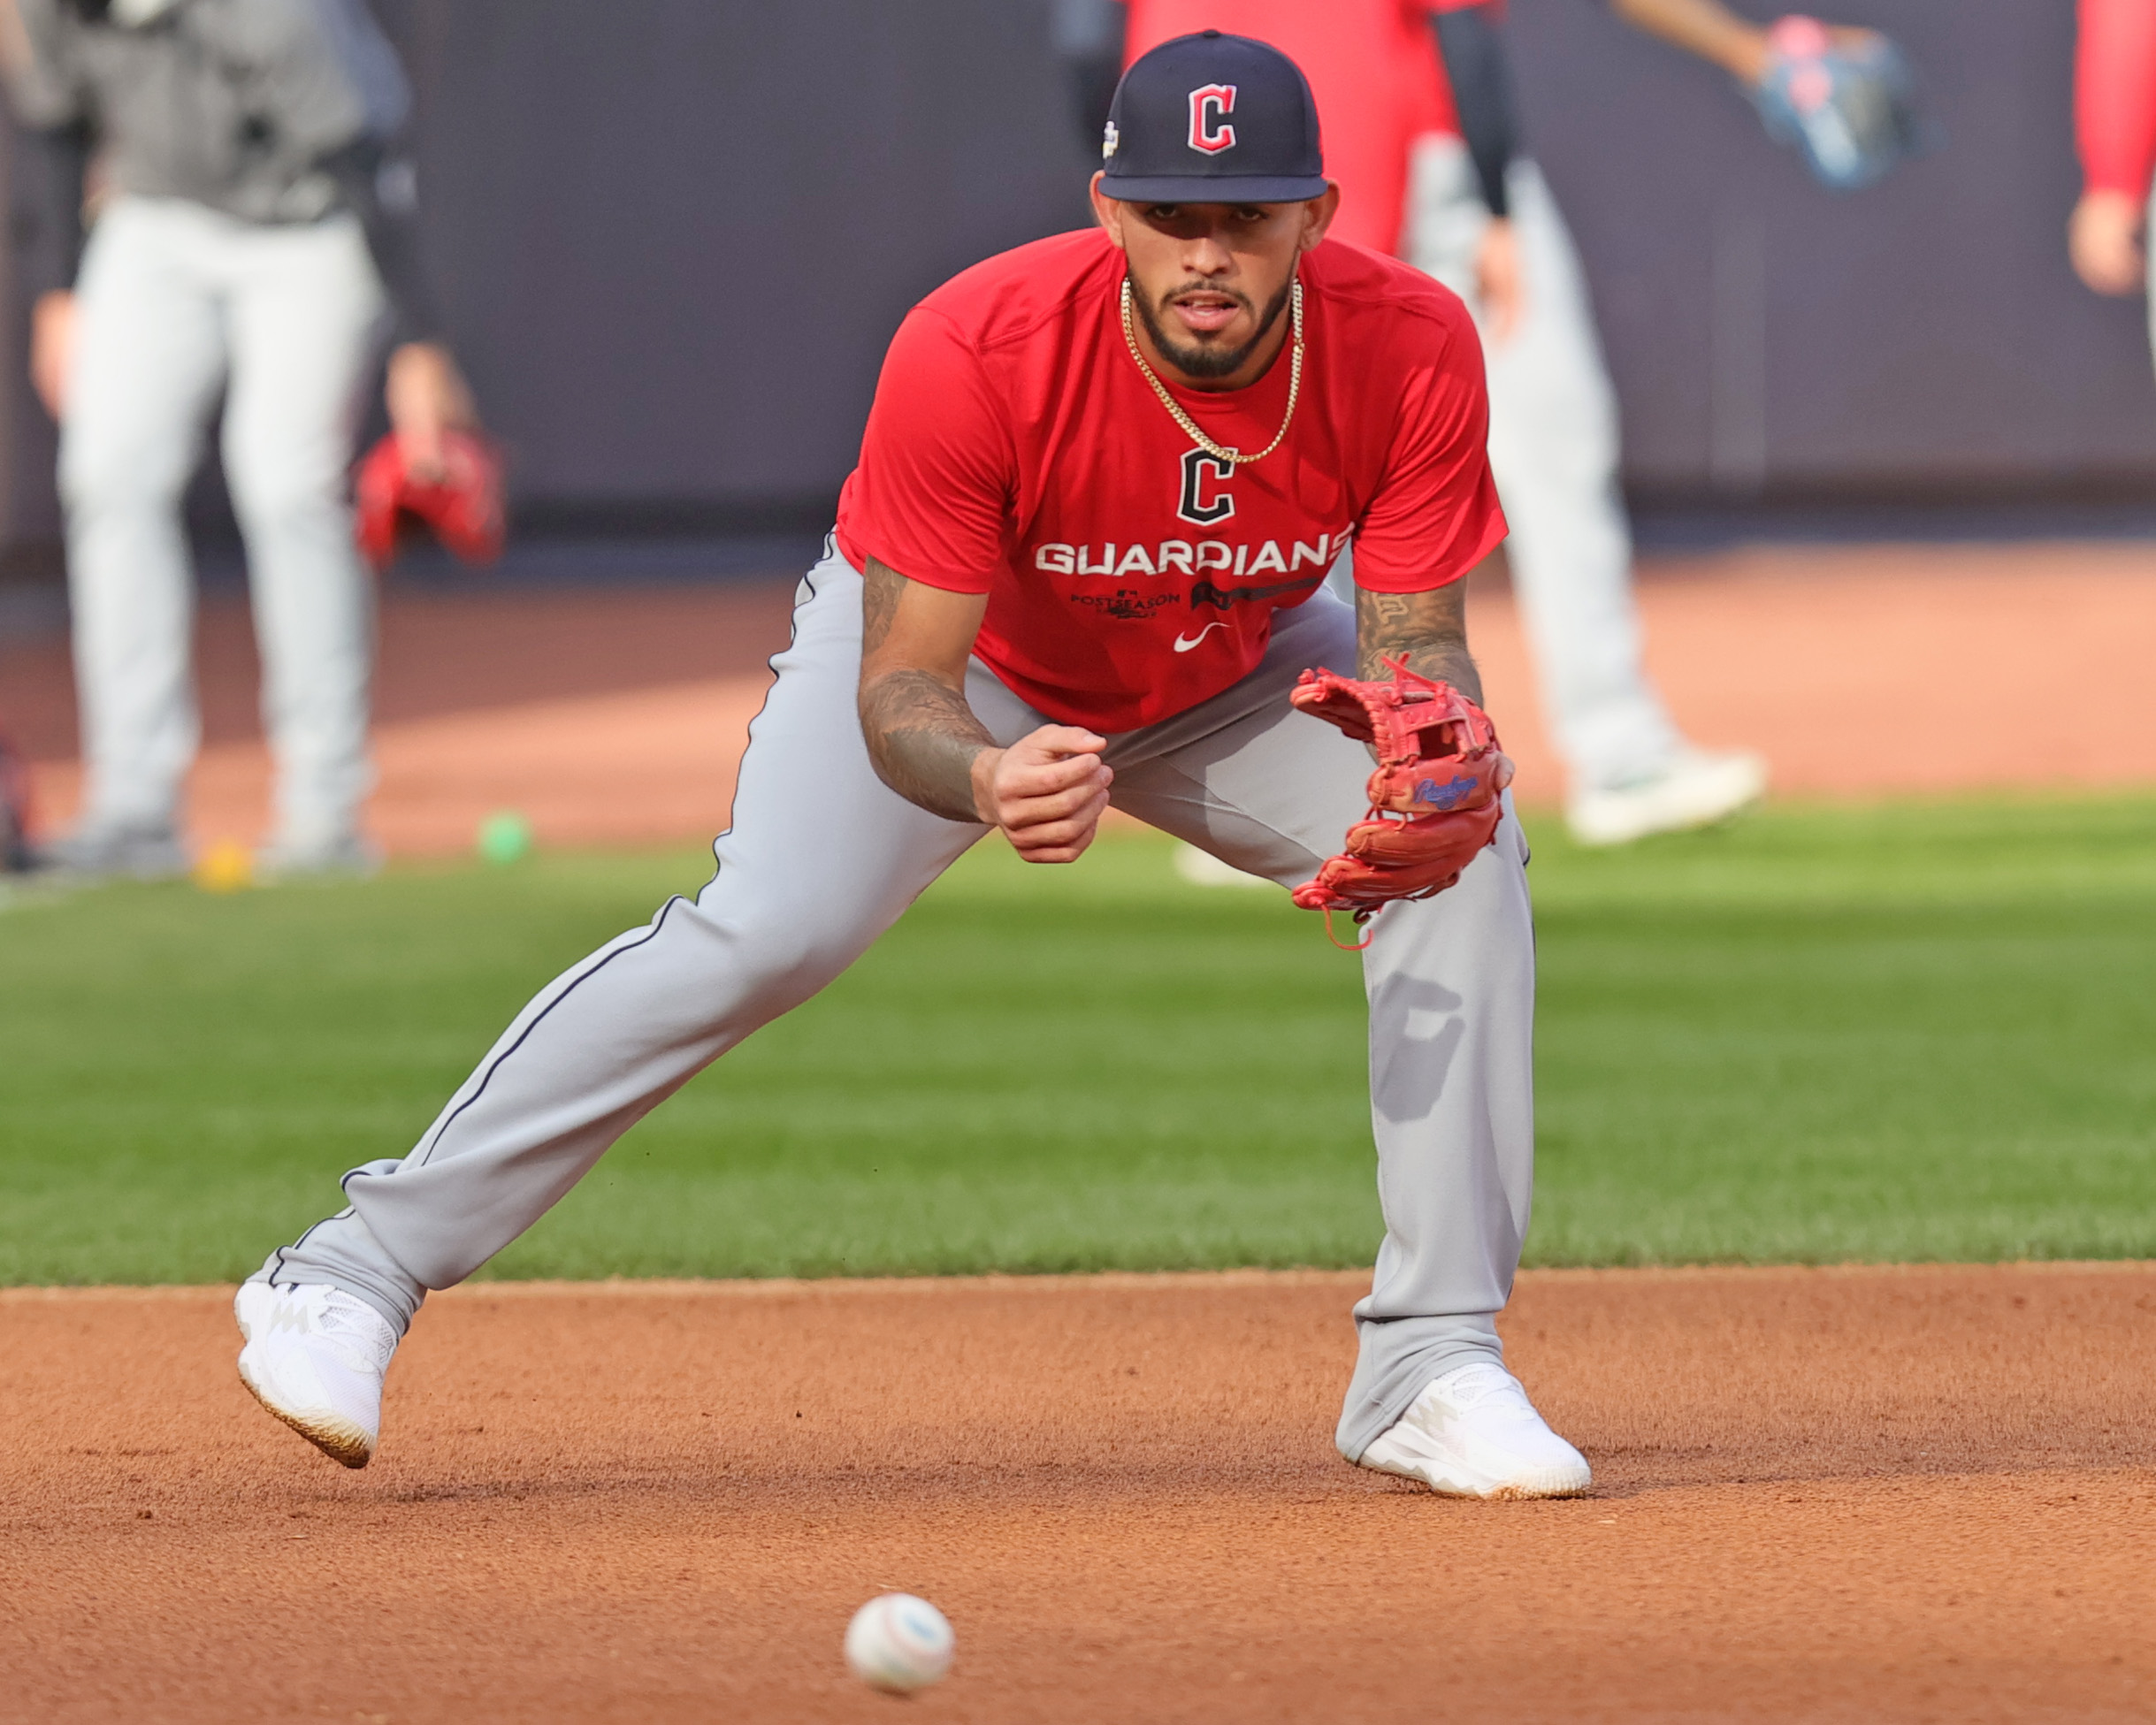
[194,839,253,893]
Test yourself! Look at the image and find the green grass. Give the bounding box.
[2,795,2153,1284]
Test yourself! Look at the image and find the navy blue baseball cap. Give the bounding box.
[1098,30,1327,204]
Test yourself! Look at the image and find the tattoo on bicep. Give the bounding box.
[1355,583,1483,703]
[859,667,995,824]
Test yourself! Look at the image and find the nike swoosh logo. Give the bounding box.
[1173,622,1228,653]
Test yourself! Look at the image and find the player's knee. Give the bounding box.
[59,432,192,518]
[226,458,345,540]
[677,898,870,1013]
[739,929,859,1006]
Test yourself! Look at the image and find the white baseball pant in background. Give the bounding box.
[256,545,1541,1463]
[62,195,384,848]
[2145,185,2156,369]
[1402,136,1686,798]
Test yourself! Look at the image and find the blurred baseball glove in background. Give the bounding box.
[1754,14,1926,192]
[356,430,508,573]
[1289,660,1513,947]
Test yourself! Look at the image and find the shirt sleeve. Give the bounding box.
[1427,4,1519,218]
[1349,309,1508,592]
[837,307,1017,593]
[1052,0,1125,158]
[3,0,89,300]
[2,0,86,132]
[320,140,446,344]
[2077,0,2156,200]
[7,116,88,301]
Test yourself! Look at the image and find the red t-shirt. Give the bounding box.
[834,229,1505,733]
[2078,0,2156,200]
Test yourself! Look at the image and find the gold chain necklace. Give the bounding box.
[1120,276,1304,466]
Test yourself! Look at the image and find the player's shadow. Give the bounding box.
[1366,973,1466,1125]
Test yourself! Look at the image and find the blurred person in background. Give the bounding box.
[0,726,32,870]
[0,0,481,881]
[1061,1,1891,845]
[2070,0,2156,326]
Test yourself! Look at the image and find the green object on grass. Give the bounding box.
[477,809,532,866]
[2,797,2154,1285]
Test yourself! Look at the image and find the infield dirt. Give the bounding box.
[2,1264,2151,1721]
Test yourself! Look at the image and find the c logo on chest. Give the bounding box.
[1178,448,1236,527]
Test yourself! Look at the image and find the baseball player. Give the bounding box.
[1401,0,1918,845]
[235,31,1594,1502]
[0,728,32,871]
[0,0,481,880]
[1075,0,1915,845]
[2071,0,2156,322]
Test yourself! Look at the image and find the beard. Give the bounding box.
[1128,272,1295,381]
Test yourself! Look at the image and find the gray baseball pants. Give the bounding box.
[256,546,1538,1462]
[1403,137,1686,798]
[62,195,383,846]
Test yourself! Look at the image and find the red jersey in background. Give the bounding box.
[1122,0,1454,254]
[2079,0,2156,200]
[836,230,1504,733]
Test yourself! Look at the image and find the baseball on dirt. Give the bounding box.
[193,838,254,894]
[476,808,532,866]
[844,1592,954,1693]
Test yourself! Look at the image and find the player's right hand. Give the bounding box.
[2070,192,2146,298]
[1473,220,1525,347]
[972,725,1112,864]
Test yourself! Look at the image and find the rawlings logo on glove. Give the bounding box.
[1289,658,1512,948]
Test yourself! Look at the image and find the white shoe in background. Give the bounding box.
[1171,841,1274,889]
[1357,1361,1592,1500]
[253,830,384,882]
[1566,747,1768,847]
[235,1280,399,1468]
[32,820,190,881]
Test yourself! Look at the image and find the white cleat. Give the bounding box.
[1358,1361,1592,1500]
[234,1280,399,1469]
[1171,840,1275,889]
[1566,747,1768,847]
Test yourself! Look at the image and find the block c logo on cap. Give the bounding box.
[1187,84,1237,154]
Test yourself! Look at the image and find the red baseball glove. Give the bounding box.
[1289,658,1512,946]
[355,430,507,572]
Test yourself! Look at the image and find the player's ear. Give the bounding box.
[1089,173,1127,246]
[1300,183,1342,251]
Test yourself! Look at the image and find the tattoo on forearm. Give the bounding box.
[1356,584,1483,703]
[859,668,995,822]
[857,559,994,822]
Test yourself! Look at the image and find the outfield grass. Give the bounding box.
[2,795,2153,1284]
